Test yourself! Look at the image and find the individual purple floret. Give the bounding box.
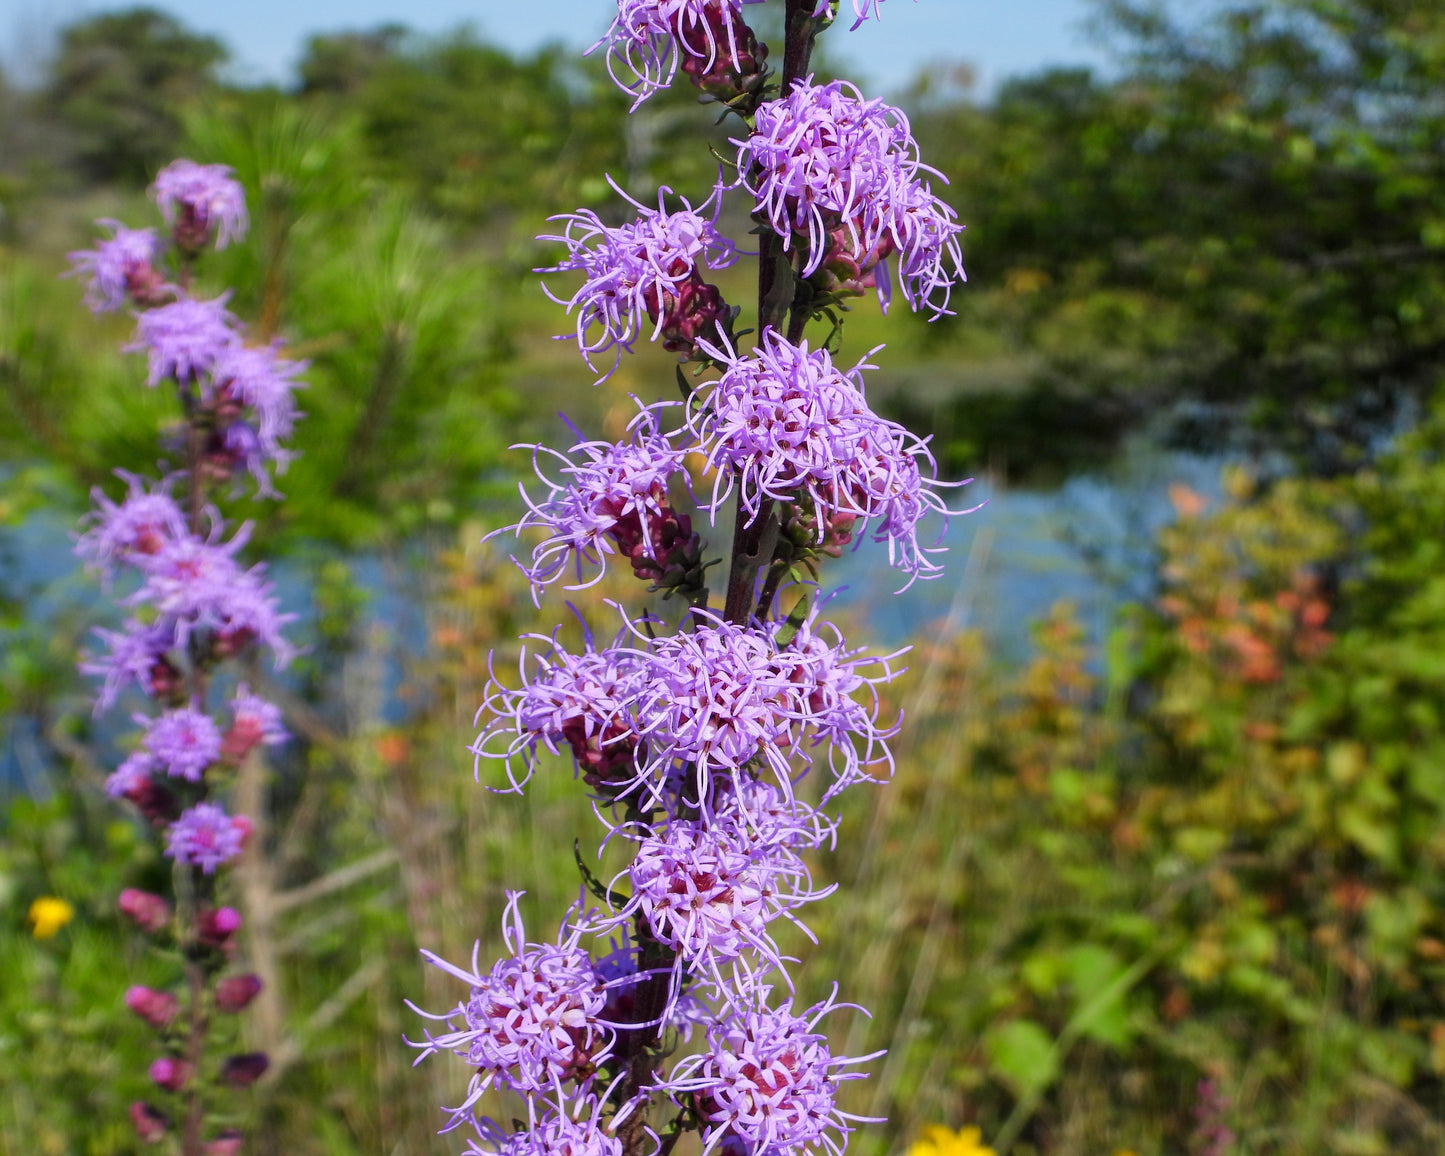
[67,220,169,312]
[591,0,767,108]
[539,183,736,379]
[812,0,899,30]
[75,472,189,578]
[690,332,960,587]
[656,988,881,1156]
[128,295,239,387]
[713,774,837,853]
[497,402,696,594]
[151,160,249,250]
[166,802,247,873]
[408,892,617,1130]
[140,706,223,782]
[736,78,965,315]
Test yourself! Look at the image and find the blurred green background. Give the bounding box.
[5,2,1445,1153]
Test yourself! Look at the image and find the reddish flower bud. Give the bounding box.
[125,985,179,1028]
[149,1056,193,1091]
[119,889,172,935]
[130,1101,169,1143]
[215,974,263,1013]
[197,906,243,946]
[204,1129,245,1156]
[221,1052,269,1087]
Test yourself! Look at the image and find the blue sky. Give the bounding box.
[4,0,1116,95]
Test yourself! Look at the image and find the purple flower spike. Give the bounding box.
[140,706,223,782]
[736,78,965,316]
[128,295,239,387]
[655,988,883,1156]
[165,802,246,873]
[539,181,736,379]
[67,220,168,312]
[151,160,249,250]
[690,331,963,588]
[408,892,616,1131]
[496,401,696,594]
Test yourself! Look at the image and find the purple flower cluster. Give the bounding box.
[737,78,965,314]
[691,331,958,586]
[474,606,896,804]
[497,401,698,594]
[539,184,737,379]
[659,990,880,1156]
[71,158,298,1151]
[593,0,768,108]
[410,894,619,1129]
[151,159,249,251]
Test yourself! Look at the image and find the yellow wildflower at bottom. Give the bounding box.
[906,1125,997,1156]
[27,896,76,939]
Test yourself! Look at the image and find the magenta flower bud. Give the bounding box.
[149,1056,193,1091]
[204,1129,245,1156]
[119,889,172,934]
[220,1052,269,1087]
[215,974,263,1013]
[125,985,179,1028]
[130,1101,169,1143]
[197,905,243,947]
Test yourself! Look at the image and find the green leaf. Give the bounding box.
[984,1019,1059,1097]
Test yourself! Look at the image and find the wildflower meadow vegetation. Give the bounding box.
[6,2,1445,1155]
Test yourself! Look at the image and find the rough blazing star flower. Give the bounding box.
[474,633,648,794]
[736,78,965,315]
[129,295,239,387]
[657,989,881,1156]
[691,332,959,587]
[539,185,736,379]
[128,531,296,664]
[140,706,223,782]
[595,814,833,1003]
[634,614,802,791]
[106,749,158,798]
[497,402,696,593]
[151,160,249,250]
[166,802,247,873]
[227,686,288,753]
[82,619,179,713]
[75,472,189,577]
[592,0,766,108]
[409,892,616,1130]
[211,343,306,464]
[67,220,167,312]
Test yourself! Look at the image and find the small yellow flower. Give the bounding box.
[906,1125,997,1156]
[27,896,75,940]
